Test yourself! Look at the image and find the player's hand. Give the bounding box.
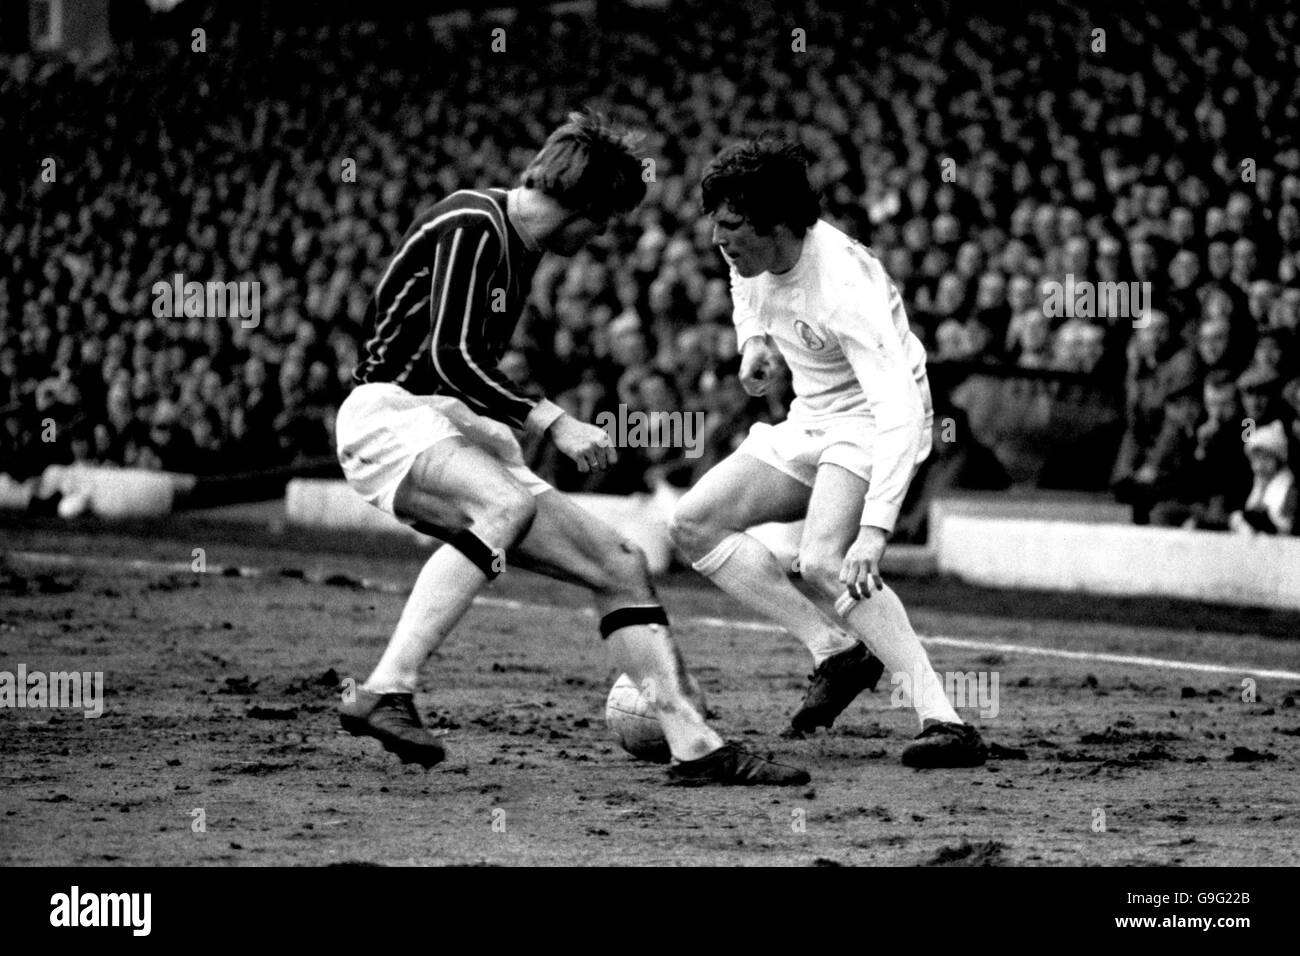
[840,525,887,601]
[548,413,617,473]
[739,336,779,397]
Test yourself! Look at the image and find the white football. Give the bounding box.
[605,673,670,763]
[604,672,707,763]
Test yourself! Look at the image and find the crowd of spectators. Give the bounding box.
[2,0,1298,534]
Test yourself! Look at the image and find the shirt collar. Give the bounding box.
[507,188,543,253]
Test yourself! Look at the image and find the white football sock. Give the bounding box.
[693,532,858,665]
[835,585,958,727]
[606,620,723,761]
[364,546,488,695]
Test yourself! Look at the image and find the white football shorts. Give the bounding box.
[335,382,550,521]
[737,410,934,488]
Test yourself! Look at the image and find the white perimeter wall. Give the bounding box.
[933,512,1300,611]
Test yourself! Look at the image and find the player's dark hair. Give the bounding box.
[700,136,821,236]
[521,111,646,221]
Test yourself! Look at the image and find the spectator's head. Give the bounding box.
[1135,309,1171,357]
[1169,207,1196,245]
[1000,238,1031,275]
[1007,275,1034,312]
[935,319,969,361]
[1205,206,1228,239]
[1063,236,1090,275]
[975,272,1006,310]
[1129,240,1157,278]
[1207,240,1232,280]
[1170,249,1200,289]
[1202,287,1235,325]
[935,273,967,317]
[1238,364,1281,420]
[1058,206,1085,241]
[1015,309,1052,355]
[636,369,676,411]
[1279,204,1300,244]
[934,213,961,247]
[1232,238,1257,281]
[1244,419,1288,480]
[701,137,820,277]
[606,312,648,368]
[1163,378,1202,427]
[1252,328,1288,375]
[1225,191,1254,234]
[1271,288,1300,330]
[1249,280,1279,320]
[1050,321,1081,370]
[1076,323,1106,373]
[1283,378,1300,423]
[521,111,647,254]
[1202,373,1238,424]
[1196,314,1232,366]
[955,241,983,278]
[886,247,913,283]
[191,412,220,450]
[499,349,532,388]
[902,217,931,252]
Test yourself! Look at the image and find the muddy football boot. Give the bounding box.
[667,742,811,786]
[788,641,885,735]
[900,720,987,768]
[339,688,446,769]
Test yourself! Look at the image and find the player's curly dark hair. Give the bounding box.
[521,111,647,220]
[700,136,821,236]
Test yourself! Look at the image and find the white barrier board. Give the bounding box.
[934,513,1300,610]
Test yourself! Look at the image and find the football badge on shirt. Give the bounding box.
[794,320,826,350]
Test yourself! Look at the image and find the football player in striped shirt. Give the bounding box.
[672,137,988,768]
[335,113,807,785]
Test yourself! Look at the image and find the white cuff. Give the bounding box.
[524,399,566,436]
[859,501,897,535]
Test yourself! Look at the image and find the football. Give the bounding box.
[605,672,709,763]
[605,673,671,763]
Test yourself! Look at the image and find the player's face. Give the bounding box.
[710,203,779,278]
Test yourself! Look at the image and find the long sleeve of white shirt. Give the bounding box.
[827,279,925,533]
[729,268,765,349]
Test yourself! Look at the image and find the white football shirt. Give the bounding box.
[729,219,931,531]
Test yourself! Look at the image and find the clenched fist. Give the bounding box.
[740,335,781,397]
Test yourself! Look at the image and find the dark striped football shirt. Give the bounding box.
[353,188,543,429]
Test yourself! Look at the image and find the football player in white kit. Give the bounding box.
[672,138,988,767]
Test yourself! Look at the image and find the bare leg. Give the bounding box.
[512,490,723,761]
[364,438,536,694]
[671,451,856,664]
[798,463,957,727]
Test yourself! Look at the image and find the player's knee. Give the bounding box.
[668,499,716,559]
[477,486,537,547]
[798,549,843,599]
[596,539,652,596]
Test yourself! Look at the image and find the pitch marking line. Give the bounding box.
[11,549,1296,682]
[478,598,1300,682]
